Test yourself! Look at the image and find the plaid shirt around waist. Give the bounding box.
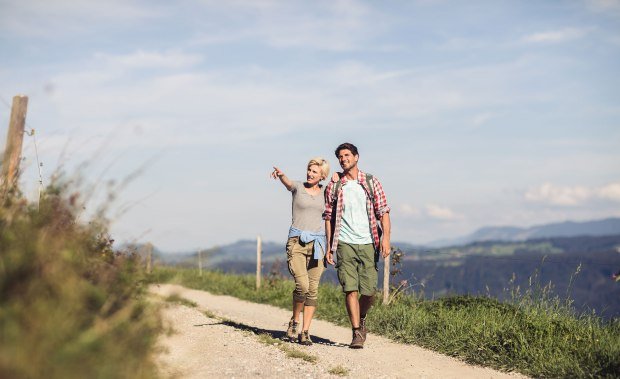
[323,170,390,252]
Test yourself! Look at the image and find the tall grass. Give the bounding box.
[0,183,161,379]
[151,267,620,378]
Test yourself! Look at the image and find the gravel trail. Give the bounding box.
[151,284,527,379]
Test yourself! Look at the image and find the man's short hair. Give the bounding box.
[335,142,359,157]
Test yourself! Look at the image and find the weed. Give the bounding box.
[164,294,197,308]
[257,333,318,363]
[328,365,349,376]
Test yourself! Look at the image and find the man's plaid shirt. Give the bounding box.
[323,170,390,252]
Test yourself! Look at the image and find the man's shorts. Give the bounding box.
[335,242,378,296]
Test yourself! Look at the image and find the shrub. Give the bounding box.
[0,184,161,379]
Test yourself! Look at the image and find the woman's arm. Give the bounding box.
[271,166,294,191]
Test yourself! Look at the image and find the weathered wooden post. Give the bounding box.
[145,243,153,274]
[1,95,28,190]
[382,252,390,304]
[256,235,262,290]
[198,249,203,277]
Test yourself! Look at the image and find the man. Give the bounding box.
[324,142,391,349]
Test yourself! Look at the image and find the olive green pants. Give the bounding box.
[335,242,378,296]
[286,237,325,306]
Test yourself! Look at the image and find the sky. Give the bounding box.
[0,0,619,252]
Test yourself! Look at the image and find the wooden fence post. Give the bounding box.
[198,249,203,277]
[382,252,390,304]
[1,95,28,191]
[256,235,262,290]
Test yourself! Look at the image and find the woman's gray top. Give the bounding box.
[290,181,324,233]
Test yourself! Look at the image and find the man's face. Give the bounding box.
[338,149,359,171]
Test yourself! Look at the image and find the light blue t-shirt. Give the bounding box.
[339,180,372,244]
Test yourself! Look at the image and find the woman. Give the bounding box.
[270,158,330,345]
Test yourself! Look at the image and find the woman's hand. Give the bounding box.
[331,172,341,182]
[271,166,284,180]
[271,166,294,191]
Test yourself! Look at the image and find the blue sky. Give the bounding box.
[0,0,619,251]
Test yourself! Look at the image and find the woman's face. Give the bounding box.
[306,164,323,186]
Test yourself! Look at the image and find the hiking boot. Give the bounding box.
[286,319,299,341]
[360,317,368,342]
[350,328,364,349]
[299,330,313,346]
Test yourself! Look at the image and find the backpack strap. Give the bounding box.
[331,177,342,205]
[365,173,375,202]
[332,172,375,203]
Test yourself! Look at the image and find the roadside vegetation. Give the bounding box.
[151,267,620,378]
[0,183,162,378]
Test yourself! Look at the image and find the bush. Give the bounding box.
[0,184,161,379]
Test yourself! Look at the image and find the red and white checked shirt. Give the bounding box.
[323,170,390,252]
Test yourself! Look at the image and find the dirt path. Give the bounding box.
[151,284,527,379]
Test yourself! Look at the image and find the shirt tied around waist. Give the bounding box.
[288,227,326,260]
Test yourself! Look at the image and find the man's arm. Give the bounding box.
[379,212,391,258]
[325,219,334,265]
[371,176,391,258]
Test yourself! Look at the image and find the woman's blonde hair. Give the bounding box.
[307,157,330,180]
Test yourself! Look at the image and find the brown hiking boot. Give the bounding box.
[360,317,368,342]
[299,330,313,346]
[350,328,364,349]
[286,319,299,341]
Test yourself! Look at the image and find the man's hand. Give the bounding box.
[325,250,335,265]
[381,239,391,258]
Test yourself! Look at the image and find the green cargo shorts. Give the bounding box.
[335,242,378,296]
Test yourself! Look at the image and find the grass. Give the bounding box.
[164,294,197,308]
[257,333,318,363]
[0,183,162,378]
[151,266,620,378]
[328,365,349,376]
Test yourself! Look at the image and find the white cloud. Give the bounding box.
[599,183,620,201]
[425,204,461,220]
[586,0,620,15]
[525,182,620,206]
[472,112,494,127]
[94,51,203,70]
[0,0,161,37]
[522,28,589,44]
[398,203,421,217]
[188,0,389,52]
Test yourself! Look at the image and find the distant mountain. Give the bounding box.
[156,239,285,266]
[428,218,620,247]
[158,239,427,266]
[154,218,620,265]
